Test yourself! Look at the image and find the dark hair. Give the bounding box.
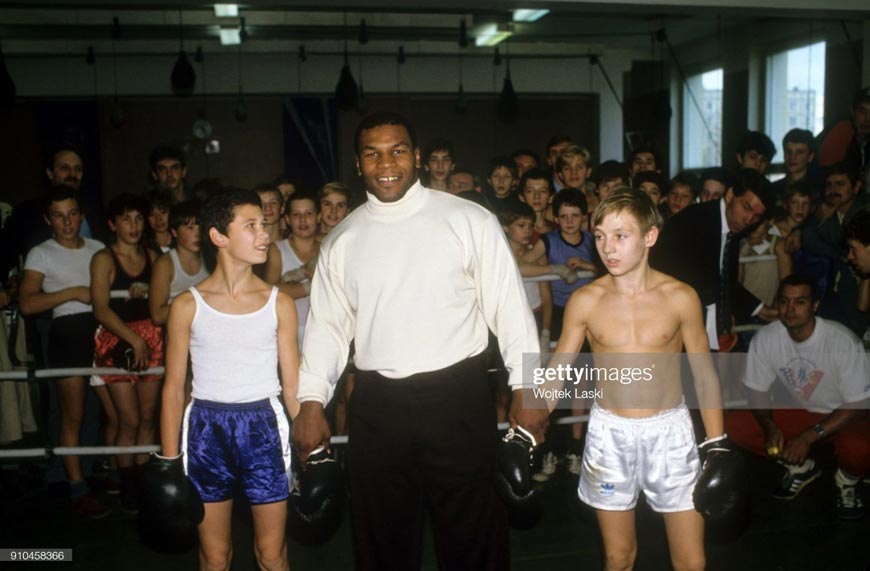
[487,156,517,178]
[169,199,200,230]
[145,187,177,212]
[737,131,776,161]
[252,183,284,206]
[497,201,536,227]
[546,135,573,151]
[782,128,815,152]
[149,145,186,170]
[633,170,668,191]
[733,168,776,214]
[852,86,870,109]
[511,148,541,167]
[669,171,700,197]
[284,189,320,217]
[354,112,417,156]
[824,162,860,186]
[200,187,261,272]
[783,178,817,204]
[42,184,79,216]
[106,193,150,223]
[699,167,734,190]
[553,187,588,216]
[45,144,83,170]
[777,274,820,303]
[595,160,630,185]
[843,206,870,246]
[423,138,454,160]
[518,168,553,193]
[627,146,658,166]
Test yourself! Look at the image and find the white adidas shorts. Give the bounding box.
[577,401,700,513]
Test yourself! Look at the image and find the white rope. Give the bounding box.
[738,255,776,263]
[0,366,165,381]
[524,271,595,283]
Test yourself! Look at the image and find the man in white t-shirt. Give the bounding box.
[725,274,870,519]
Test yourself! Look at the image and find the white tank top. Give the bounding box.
[189,286,281,403]
[168,249,210,301]
[523,279,542,312]
[275,239,310,338]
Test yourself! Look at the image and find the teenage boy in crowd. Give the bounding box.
[90,194,163,512]
[317,182,351,241]
[422,138,455,192]
[19,184,108,519]
[771,128,822,204]
[736,130,776,174]
[556,145,595,210]
[698,167,733,203]
[149,145,188,203]
[546,135,573,192]
[161,188,300,571]
[447,169,481,195]
[594,161,631,206]
[518,168,555,237]
[662,172,700,222]
[634,170,668,206]
[628,146,659,178]
[484,156,521,212]
[145,188,175,253]
[512,148,541,179]
[254,183,285,244]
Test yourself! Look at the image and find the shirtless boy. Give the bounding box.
[550,189,725,571]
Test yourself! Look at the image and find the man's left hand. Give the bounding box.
[508,388,550,445]
[780,432,814,465]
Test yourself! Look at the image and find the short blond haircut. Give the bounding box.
[555,145,592,171]
[592,187,663,233]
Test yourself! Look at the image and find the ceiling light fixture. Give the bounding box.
[214,4,238,18]
[475,23,513,48]
[512,9,550,22]
[219,27,241,46]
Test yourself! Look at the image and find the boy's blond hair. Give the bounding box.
[592,188,663,233]
[555,145,592,171]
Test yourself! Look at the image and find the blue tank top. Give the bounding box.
[542,230,596,307]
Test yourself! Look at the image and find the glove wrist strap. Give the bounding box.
[699,433,728,448]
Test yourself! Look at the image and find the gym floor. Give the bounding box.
[1,445,868,571]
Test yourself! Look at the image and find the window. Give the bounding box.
[683,68,723,169]
[765,42,825,162]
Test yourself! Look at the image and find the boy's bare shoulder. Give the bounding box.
[653,270,700,305]
[567,275,610,305]
[168,289,196,321]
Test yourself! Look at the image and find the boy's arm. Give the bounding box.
[160,291,194,456]
[18,269,90,316]
[90,250,150,369]
[148,253,174,326]
[774,238,793,281]
[263,243,283,285]
[276,291,301,420]
[520,239,546,265]
[679,283,724,440]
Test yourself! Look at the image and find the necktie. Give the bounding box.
[718,232,735,335]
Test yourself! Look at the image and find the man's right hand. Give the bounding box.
[762,424,785,457]
[509,388,550,445]
[292,401,332,461]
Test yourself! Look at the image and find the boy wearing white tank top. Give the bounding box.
[160,188,300,571]
[264,190,320,349]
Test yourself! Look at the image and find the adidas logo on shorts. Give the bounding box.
[600,483,615,496]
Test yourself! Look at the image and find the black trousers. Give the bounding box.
[348,350,509,571]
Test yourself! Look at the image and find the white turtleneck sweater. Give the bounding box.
[298,180,540,405]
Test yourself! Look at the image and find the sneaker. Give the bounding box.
[566,452,582,476]
[836,481,864,520]
[771,463,821,500]
[532,452,559,483]
[73,494,111,520]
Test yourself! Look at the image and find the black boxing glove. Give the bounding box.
[138,453,204,554]
[287,446,344,544]
[494,426,540,509]
[693,435,750,538]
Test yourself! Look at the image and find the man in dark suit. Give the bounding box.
[650,168,778,350]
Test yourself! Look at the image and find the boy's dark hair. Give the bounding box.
[106,193,150,222]
[511,148,541,167]
[699,167,734,190]
[518,168,553,193]
[737,131,776,161]
[843,206,870,246]
[423,138,454,160]
[782,128,815,152]
[200,187,262,272]
[553,187,588,216]
[284,189,320,217]
[354,112,418,156]
[169,199,201,230]
[824,162,860,186]
[487,156,517,178]
[733,168,776,214]
[776,274,820,303]
[145,187,177,212]
[149,145,186,170]
[42,184,79,216]
[633,170,668,191]
[44,144,83,170]
[546,135,572,152]
[497,201,536,227]
[783,178,817,204]
[627,145,658,166]
[669,171,700,197]
[594,160,630,185]
[252,183,284,206]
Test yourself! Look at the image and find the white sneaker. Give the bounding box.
[566,452,582,476]
[532,452,559,482]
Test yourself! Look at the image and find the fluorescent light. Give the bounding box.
[475,23,513,47]
[219,27,241,45]
[214,4,238,17]
[513,9,550,22]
